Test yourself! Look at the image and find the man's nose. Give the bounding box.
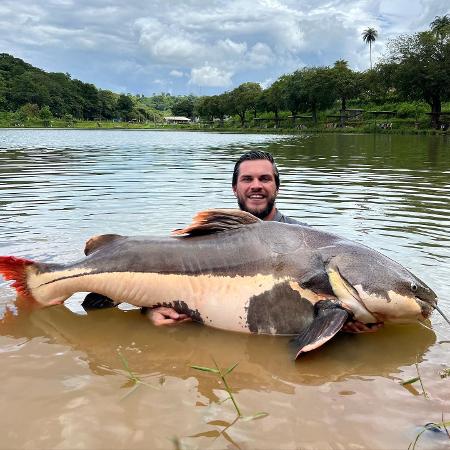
[249,180,263,190]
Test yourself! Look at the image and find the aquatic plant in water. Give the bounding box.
[190,358,268,421]
[117,349,163,399]
[408,415,450,450]
[401,358,450,449]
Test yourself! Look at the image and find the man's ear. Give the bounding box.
[232,185,237,196]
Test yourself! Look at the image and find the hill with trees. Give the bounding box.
[0,15,449,131]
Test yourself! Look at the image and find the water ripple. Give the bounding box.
[0,129,449,323]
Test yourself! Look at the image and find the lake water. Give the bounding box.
[0,129,449,449]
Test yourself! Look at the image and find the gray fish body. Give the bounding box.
[34,219,435,333]
[42,223,320,334]
[1,210,438,355]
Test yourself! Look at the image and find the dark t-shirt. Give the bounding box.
[273,209,308,226]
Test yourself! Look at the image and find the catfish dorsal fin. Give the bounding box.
[172,209,260,237]
[84,234,123,256]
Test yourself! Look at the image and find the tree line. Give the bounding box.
[194,16,449,129]
[0,15,449,128]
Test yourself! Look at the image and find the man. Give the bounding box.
[231,150,305,224]
[84,151,379,333]
[150,151,379,333]
[151,150,304,325]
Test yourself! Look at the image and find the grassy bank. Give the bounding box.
[0,112,448,135]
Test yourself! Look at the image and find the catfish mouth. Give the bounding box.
[415,297,435,320]
[415,295,450,327]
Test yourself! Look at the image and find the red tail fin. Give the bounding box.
[0,256,35,299]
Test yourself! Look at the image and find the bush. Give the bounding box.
[396,101,428,118]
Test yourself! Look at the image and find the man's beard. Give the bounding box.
[237,195,276,220]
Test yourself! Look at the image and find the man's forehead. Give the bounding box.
[238,159,274,176]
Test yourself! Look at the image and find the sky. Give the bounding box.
[1,0,448,96]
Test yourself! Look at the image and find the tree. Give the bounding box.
[386,20,450,128]
[331,60,363,113]
[430,14,450,39]
[39,105,53,127]
[98,90,117,120]
[228,82,262,126]
[362,27,378,69]
[117,94,134,121]
[260,80,285,126]
[195,96,213,122]
[197,93,231,125]
[0,74,6,110]
[280,71,305,116]
[361,62,398,104]
[172,95,195,118]
[7,71,50,110]
[300,67,337,124]
[19,103,40,119]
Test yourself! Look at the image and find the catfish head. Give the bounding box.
[325,244,443,325]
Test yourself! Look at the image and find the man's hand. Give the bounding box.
[342,321,383,333]
[146,307,192,326]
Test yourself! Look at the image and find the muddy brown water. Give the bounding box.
[0,130,449,449]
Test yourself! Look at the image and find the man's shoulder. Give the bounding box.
[273,209,309,226]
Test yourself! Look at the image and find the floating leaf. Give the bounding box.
[190,365,220,374]
[224,362,239,376]
[240,412,269,421]
[401,376,420,385]
[207,420,232,427]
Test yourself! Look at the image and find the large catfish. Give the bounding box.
[0,210,446,358]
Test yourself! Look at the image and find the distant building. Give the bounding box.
[164,116,191,124]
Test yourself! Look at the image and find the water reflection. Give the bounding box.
[0,304,437,391]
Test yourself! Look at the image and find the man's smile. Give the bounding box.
[248,194,266,199]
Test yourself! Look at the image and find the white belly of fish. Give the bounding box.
[37,271,291,333]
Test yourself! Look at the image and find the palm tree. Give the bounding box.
[430,15,450,39]
[362,27,378,69]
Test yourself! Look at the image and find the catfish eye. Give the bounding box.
[411,282,418,292]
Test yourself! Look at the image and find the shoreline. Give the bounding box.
[0,125,447,136]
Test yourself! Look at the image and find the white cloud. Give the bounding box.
[248,43,275,67]
[216,38,247,56]
[0,0,448,94]
[169,70,184,77]
[189,65,233,87]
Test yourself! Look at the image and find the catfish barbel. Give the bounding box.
[0,209,446,358]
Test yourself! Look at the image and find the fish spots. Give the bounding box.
[173,300,203,324]
[145,300,203,323]
[246,281,315,335]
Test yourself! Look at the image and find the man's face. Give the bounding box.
[233,159,278,219]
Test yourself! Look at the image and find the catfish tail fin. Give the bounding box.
[0,256,36,301]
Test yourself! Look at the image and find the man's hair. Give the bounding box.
[232,151,280,188]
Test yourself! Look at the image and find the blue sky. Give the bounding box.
[1,0,448,96]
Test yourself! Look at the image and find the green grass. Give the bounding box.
[190,358,268,421]
[117,349,163,400]
[401,358,450,449]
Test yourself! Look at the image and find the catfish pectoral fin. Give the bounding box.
[82,293,120,310]
[291,301,349,359]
